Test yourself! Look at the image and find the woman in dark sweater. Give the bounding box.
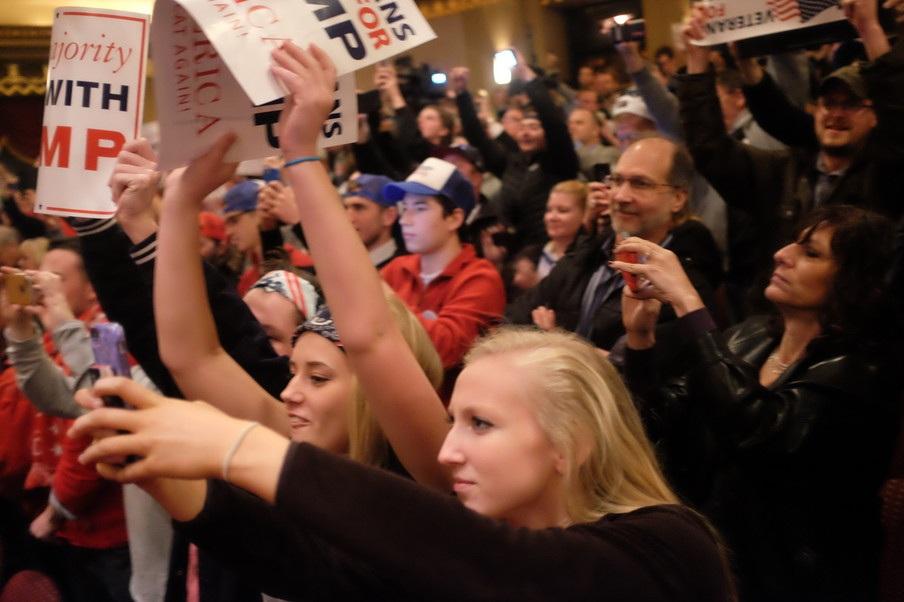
[613,205,899,601]
[71,42,735,602]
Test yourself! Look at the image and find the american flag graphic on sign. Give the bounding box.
[766,0,839,22]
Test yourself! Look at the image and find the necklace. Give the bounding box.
[767,353,794,375]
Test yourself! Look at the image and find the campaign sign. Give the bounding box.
[171,0,436,106]
[36,7,149,217]
[153,0,357,170]
[694,0,844,46]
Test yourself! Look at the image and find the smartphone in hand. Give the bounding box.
[5,272,34,306]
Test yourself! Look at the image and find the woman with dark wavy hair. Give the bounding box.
[614,204,900,602]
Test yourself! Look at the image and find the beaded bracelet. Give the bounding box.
[283,155,320,168]
[222,421,259,482]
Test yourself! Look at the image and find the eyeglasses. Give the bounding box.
[816,98,872,112]
[604,174,678,192]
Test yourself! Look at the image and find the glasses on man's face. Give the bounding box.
[604,174,677,192]
[816,98,872,112]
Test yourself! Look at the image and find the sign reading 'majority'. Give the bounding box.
[37,7,149,217]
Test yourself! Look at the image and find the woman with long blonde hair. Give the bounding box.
[73,42,734,601]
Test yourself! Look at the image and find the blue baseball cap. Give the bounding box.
[224,180,263,214]
[383,158,475,214]
[343,174,394,207]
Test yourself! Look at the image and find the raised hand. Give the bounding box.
[609,237,704,316]
[531,306,557,331]
[681,6,711,75]
[258,181,300,226]
[163,133,238,207]
[512,48,537,82]
[449,66,470,96]
[621,287,662,350]
[271,42,338,160]
[71,377,252,483]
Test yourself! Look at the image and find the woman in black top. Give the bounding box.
[71,42,735,602]
[613,205,899,601]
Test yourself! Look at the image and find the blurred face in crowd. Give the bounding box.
[568,108,601,146]
[765,225,837,312]
[610,138,687,243]
[439,353,567,528]
[224,211,261,254]
[592,71,616,96]
[399,194,462,255]
[243,287,300,356]
[613,113,656,151]
[512,257,540,291]
[516,117,546,154]
[544,192,585,244]
[501,107,524,140]
[343,195,397,250]
[716,84,746,132]
[417,106,449,145]
[814,86,876,156]
[199,236,220,261]
[281,332,354,453]
[443,154,483,203]
[577,66,594,89]
[655,53,676,78]
[40,249,96,317]
[576,89,600,113]
[0,242,19,268]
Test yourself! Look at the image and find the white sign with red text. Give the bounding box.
[168,0,435,106]
[36,7,149,217]
[694,0,844,46]
[152,0,358,170]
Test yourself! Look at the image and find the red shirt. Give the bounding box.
[381,244,506,368]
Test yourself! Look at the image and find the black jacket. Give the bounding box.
[626,313,900,602]
[506,220,723,351]
[456,80,579,250]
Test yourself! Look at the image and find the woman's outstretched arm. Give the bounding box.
[272,42,450,490]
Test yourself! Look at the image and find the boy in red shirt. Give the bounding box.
[380,158,506,369]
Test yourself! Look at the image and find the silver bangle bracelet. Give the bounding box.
[222,421,260,482]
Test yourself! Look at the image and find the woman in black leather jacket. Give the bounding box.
[612,205,900,602]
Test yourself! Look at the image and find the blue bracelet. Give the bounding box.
[284,155,320,168]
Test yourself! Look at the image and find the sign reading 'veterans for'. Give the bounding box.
[694,0,843,46]
[37,7,149,217]
[152,0,359,170]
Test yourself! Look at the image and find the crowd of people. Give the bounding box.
[1,1,903,600]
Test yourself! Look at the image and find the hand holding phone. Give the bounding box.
[616,249,640,292]
[5,271,34,306]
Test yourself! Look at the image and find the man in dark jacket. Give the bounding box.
[449,61,579,251]
[678,4,904,293]
[507,135,722,351]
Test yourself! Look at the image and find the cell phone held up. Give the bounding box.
[591,163,611,183]
[608,19,646,45]
[615,250,640,292]
[5,271,34,306]
[89,323,131,408]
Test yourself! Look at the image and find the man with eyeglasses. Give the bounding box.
[678,1,904,312]
[507,135,723,354]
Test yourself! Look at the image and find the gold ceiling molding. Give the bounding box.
[0,63,46,97]
[0,25,51,61]
[417,0,505,19]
